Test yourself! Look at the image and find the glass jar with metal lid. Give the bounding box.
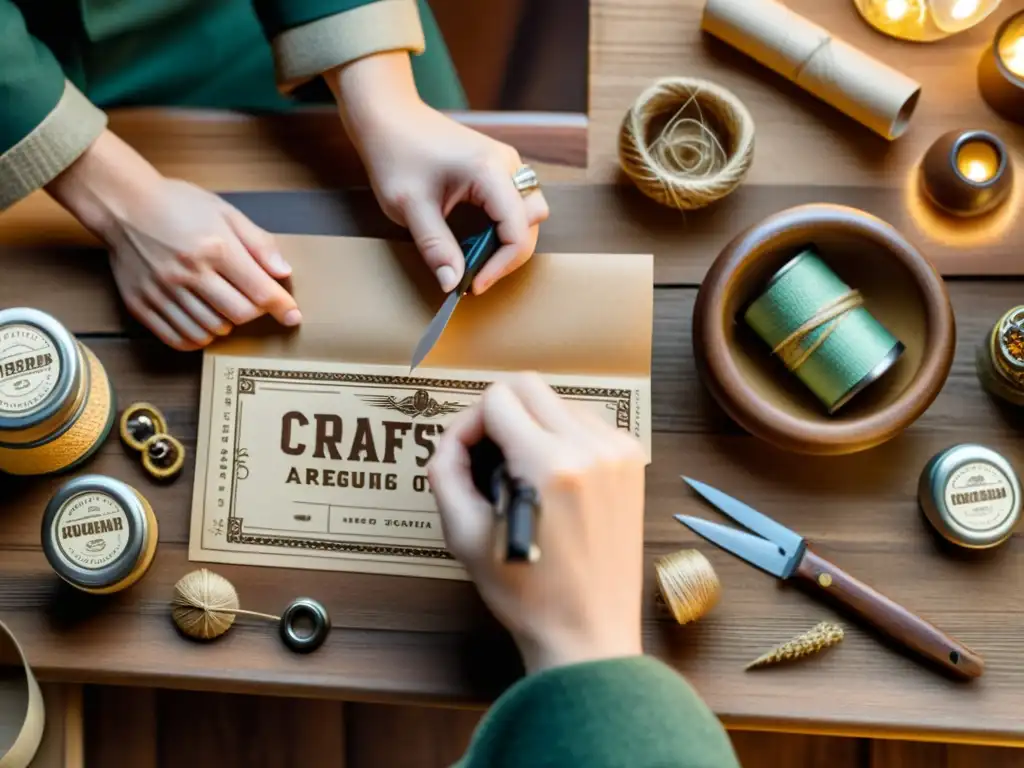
[0,308,115,475]
[42,475,158,594]
[977,305,1024,406]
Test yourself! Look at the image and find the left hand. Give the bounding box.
[327,53,550,295]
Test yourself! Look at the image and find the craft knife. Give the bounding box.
[469,436,539,563]
[676,477,984,679]
[409,224,502,372]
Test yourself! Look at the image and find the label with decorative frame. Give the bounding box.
[189,354,650,580]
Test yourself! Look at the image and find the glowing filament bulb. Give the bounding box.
[956,140,999,183]
[885,0,910,20]
[965,161,992,182]
[1004,37,1024,78]
[950,0,980,21]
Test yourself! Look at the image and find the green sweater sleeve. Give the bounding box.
[250,0,426,93]
[455,656,740,768]
[0,0,107,210]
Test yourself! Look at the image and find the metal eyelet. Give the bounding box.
[279,598,331,654]
[119,402,168,452]
[141,432,185,480]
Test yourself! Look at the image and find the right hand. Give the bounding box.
[47,130,301,351]
[428,374,647,674]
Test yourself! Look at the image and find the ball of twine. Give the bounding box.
[654,549,721,625]
[171,568,278,641]
[619,77,755,211]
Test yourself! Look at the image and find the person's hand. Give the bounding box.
[327,52,550,295]
[428,374,647,674]
[47,130,300,351]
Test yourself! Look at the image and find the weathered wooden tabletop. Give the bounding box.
[1,0,1023,748]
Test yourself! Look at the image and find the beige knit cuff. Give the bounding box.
[273,0,426,92]
[0,80,108,211]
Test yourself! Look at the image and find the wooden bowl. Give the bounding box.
[693,204,955,455]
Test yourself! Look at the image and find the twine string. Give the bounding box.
[791,33,834,84]
[618,77,755,211]
[171,568,280,641]
[772,289,864,372]
[654,550,721,626]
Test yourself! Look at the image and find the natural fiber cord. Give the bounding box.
[172,569,280,641]
[0,346,114,475]
[619,77,754,210]
[654,549,721,625]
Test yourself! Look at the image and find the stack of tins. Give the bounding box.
[0,308,115,475]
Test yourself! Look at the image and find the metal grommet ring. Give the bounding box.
[279,598,331,654]
[119,402,168,452]
[512,164,540,197]
[141,432,185,481]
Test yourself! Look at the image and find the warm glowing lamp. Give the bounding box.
[854,0,1001,42]
[920,130,1013,217]
[979,11,1024,123]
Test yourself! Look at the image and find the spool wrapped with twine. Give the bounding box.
[619,77,755,211]
[654,549,722,625]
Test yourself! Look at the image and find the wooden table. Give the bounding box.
[2,0,1024,750]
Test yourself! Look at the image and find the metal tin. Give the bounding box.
[42,475,158,594]
[0,308,114,475]
[0,308,80,440]
[918,444,1021,549]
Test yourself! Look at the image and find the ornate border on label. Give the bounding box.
[220,368,635,560]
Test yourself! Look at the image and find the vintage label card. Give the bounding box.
[189,354,650,580]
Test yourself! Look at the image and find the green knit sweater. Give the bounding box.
[0,0,466,209]
[458,656,740,767]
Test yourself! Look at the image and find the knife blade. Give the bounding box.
[673,514,801,578]
[682,477,804,566]
[678,479,985,679]
[410,224,502,372]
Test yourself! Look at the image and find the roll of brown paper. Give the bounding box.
[0,621,44,768]
[702,0,921,140]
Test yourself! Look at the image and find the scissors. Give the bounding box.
[676,477,984,679]
[409,223,501,372]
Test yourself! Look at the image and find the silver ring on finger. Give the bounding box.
[512,164,541,197]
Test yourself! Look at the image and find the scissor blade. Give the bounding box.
[674,514,799,579]
[410,291,462,372]
[682,477,804,558]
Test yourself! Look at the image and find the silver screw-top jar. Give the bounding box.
[918,444,1021,549]
[42,475,159,594]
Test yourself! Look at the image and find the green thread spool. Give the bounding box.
[743,252,904,414]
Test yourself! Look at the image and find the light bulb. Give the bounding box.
[885,0,910,19]
[956,140,999,183]
[965,160,992,182]
[950,0,980,20]
[1003,36,1024,78]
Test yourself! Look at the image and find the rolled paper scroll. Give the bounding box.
[0,621,44,768]
[702,0,922,140]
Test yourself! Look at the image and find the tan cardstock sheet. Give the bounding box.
[189,235,653,580]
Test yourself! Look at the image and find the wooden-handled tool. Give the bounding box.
[676,477,983,679]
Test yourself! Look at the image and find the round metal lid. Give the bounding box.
[0,308,79,433]
[918,444,1021,549]
[42,475,148,589]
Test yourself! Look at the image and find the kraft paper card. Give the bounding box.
[189,235,653,580]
